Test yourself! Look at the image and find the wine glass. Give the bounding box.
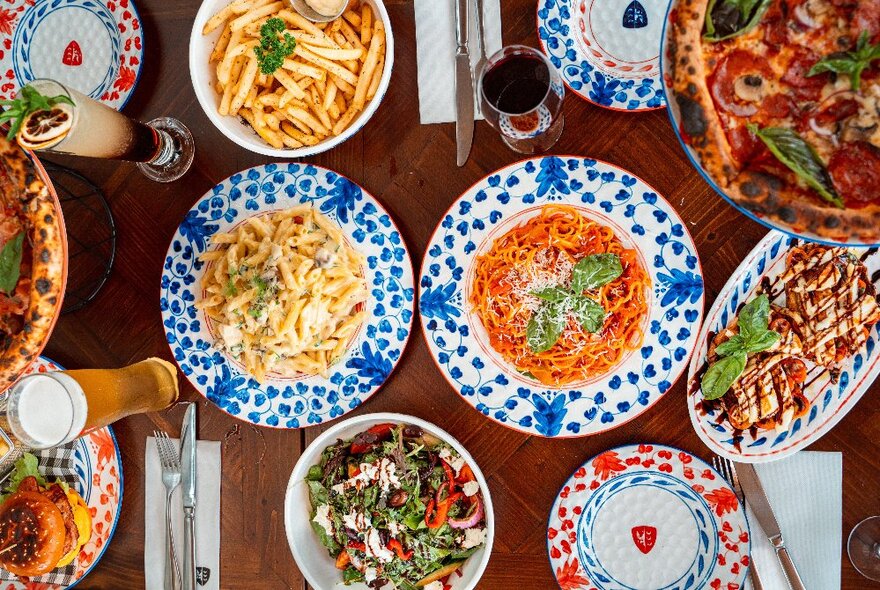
[478,45,565,155]
[848,516,880,581]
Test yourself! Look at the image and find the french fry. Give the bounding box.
[338,19,364,50]
[360,4,372,45]
[294,45,358,85]
[342,9,361,28]
[219,55,245,115]
[230,1,284,32]
[210,25,233,62]
[366,56,383,101]
[278,9,326,37]
[281,59,325,80]
[352,25,383,109]
[241,108,284,148]
[282,121,321,146]
[306,46,363,62]
[273,68,308,100]
[295,34,339,49]
[322,79,338,111]
[330,73,355,95]
[332,103,359,136]
[230,57,259,115]
[286,106,330,135]
[218,38,255,85]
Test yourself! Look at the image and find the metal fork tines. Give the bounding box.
[155,431,182,590]
[713,456,765,590]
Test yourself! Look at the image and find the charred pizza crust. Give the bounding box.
[0,137,65,388]
[666,0,880,243]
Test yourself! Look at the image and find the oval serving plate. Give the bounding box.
[0,356,123,590]
[419,156,704,438]
[548,444,750,590]
[537,0,666,111]
[161,164,415,429]
[687,231,880,462]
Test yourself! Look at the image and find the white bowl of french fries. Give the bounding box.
[190,0,392,157]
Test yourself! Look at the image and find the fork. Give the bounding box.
[713,456,765,590]
[156,431,182,590]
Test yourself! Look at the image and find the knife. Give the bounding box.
[736,463,806,590]
[180,403,197,590]
[454,0,474,166]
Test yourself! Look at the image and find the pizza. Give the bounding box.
[0,136,65,388]
[666,0,880,242]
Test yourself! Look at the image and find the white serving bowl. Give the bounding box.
[189,0,394,158]
[285,413,494,590]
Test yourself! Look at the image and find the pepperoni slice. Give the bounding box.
[725,125,766,165]
[828,142,880,207]
[812,98,859,127]
[760,94,796,120]
[782,50,827,101]
[709,50,772,116]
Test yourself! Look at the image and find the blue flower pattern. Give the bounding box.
[693,232,880,457]
[537,0,665,110]
[160,164,415,428]
[419,157,703,437]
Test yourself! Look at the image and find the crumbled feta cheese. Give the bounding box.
[462,481,480,497]
[365,529,395,563]
[377,457,400,493]
[342,510,371,532]
[387,521,402,536]
[423,582,444,590]
[359,461,381,480]
[459,527,487,549]
[312,504,334,536]
[364,567,378,584]
[331,483,344,495]
[438,448,465,475]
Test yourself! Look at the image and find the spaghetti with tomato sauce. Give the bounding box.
[469,205,650,386]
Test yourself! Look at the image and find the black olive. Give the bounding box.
[743,75,763,87]
[402,425,423,438]
[388,489,409,507]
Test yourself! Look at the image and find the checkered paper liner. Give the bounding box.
[0,440,79,586]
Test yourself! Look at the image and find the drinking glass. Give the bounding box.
[849,516,880,581]
[21,79,194,183]
[478,45,565,154]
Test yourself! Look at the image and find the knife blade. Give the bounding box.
[736,463,806,590]
[180,403,197,590]
[454,0,474,167]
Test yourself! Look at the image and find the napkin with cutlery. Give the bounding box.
[745,451,842,590]
[414,0,503,124]
[145,437,221,590]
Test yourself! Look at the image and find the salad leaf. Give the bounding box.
[704,0,771,42]
[748,125,843,208]
[526,301,567,353]
[531,286,570,303]
[0,233,24,295]
[701,351,747,400]
[808,32,880,91]
[737,294,770,340]
[744,329,780,354]
[0,453,47,504]
[571,297,606,333]
[571,253,623,294]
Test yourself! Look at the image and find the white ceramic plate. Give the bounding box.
[687,231,880,462]
[284,413,494,590]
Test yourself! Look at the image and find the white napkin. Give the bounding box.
[745,452,842,590]
[145,437,222,590]
[414,0,503,123]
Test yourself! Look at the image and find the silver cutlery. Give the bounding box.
[736,462,807,590]
[473,0,488,86]
[155,431,182,590]
[713,456,764,590]
[180,403,198,590]
[454,0,475,166]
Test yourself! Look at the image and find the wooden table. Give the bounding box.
[38,0,880,588]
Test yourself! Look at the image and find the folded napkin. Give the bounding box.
[145,437,221,590]
[414,0,503,123]
[745,451,842,590]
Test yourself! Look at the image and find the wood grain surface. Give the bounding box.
[37,0,880,588]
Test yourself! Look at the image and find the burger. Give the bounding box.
[0,454,91,577]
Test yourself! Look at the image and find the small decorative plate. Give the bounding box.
[418,156,703,438]
[0,0,144,109]
[161,164,415,429]
[0,356,123,590]
[548,444,750,590]
[537,0,666,111]
[687,231,880,463]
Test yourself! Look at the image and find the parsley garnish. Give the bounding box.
[0,86,75,141]
[254,18,296,75]
[808,32,880,92]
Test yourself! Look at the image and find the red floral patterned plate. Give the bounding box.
[0,0,143,110]
[548,444,750,590]
[1,356,123,590]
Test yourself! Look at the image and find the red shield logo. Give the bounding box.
[631,525,657,554]
[62,41,83,66]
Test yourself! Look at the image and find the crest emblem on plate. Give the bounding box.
[196,566,211,586]
[623,1,648,28]
[631,525,657,554]
[62,40,82,66]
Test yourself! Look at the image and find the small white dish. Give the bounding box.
[288,0,346,23]
[285,412,494,590]
[189,0,394,158]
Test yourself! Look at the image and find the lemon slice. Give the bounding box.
[16,103,74,150]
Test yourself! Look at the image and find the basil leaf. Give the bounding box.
[714,334,747,357]
[0,233,23,294]
[571,253,623,294]
[704,0,771,41]
[744,329,780,354]
[531,286,571,303]
[737,294,770,340]
[808,32,880,91]
[701,351,747,401]
[748,125,843,208]
[527,301,567,353]
[571,297,606,333]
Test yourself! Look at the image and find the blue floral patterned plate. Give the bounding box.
[537,0,666,111]
[419,156,704,438]
[687,231,880,462]
[161,164,415,429]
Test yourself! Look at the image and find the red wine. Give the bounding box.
[481,54,551,114]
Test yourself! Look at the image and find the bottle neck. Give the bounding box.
[149,128,177,167]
